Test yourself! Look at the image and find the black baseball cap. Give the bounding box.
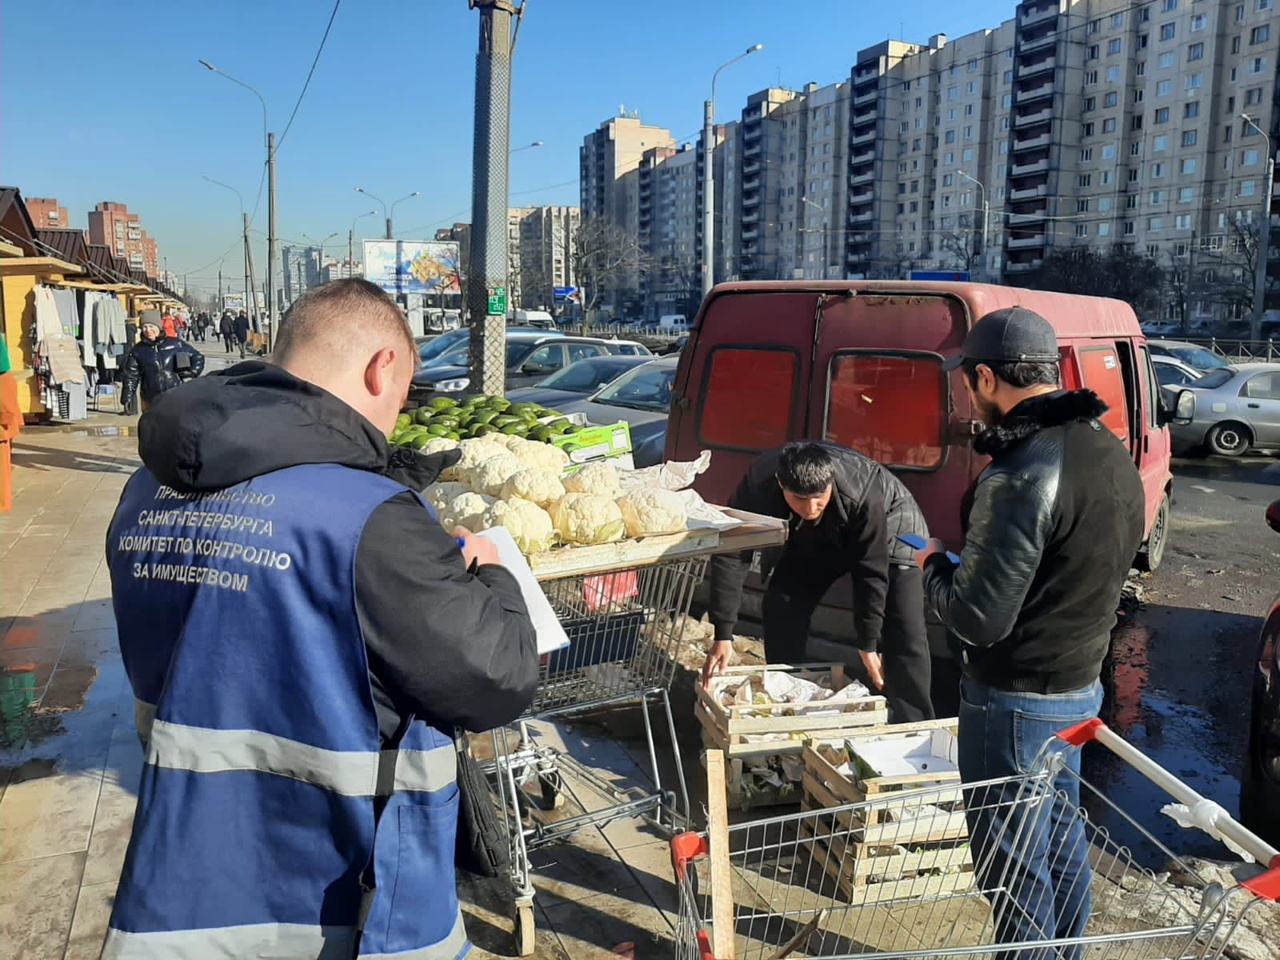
[942,306,1060,372]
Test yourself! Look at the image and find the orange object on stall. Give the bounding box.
[0,370,21,511]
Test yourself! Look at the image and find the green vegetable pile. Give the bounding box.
[389,395,585,450]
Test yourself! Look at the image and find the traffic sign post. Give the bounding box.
[487,286,507,316]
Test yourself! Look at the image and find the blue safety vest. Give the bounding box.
[102,463,468,960]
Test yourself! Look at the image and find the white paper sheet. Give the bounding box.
[473,527,570,654]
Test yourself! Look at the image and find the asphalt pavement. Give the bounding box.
[1087,452,1280,866]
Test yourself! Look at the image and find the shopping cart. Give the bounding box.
[674,719,1280,960]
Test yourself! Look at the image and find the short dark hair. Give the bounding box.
[962,358,1060,390]
[776,442,836,496]
[274,278,414,364]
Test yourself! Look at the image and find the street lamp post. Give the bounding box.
[202,175,257,320]
[349,209,377,278]
[200,59,277,346]
[956,169,989,279]
[355,188,422,240]
[510,140,544,154]
[1242,113,1274,341]
[703,44,763,299]
[800,197,828,278]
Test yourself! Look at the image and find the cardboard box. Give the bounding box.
[553,420,633,465]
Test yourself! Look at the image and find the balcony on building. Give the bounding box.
[1007,208,1048,225]
[850,170,875,187]
[853,88,878,107]
[1019,52,1056,78]
[849,188,875,205]
[742,209,760,224]
[851,128,876,147]
[852,108,876,126]
[1005,257,1044,273]
[1007,233,1047,250]
[742,176,760,191]
[743,141,763,158]
[1020,2,1059,28]
[1009,183,1049,201]
[1014,105,1053,128]
[851,149,876,165]
[850,210,874,225]
[743,159,761,176]
[1019,31,1057,55]
[742,226,760,241]
[743,124,763,142]
[1016,81,1055,104]
[1011,156,1050,177]
[742,192,761,208]
[1012,131,1052,153]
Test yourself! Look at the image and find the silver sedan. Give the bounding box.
[1170,362,1280,456]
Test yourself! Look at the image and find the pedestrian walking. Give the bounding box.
[234,310,250,358]
[103,278,537,959]
[219,311,235,352]
[161,311,176,339]
[120,313,205,414]
[915,306,1145,960]
[702,440,935,723]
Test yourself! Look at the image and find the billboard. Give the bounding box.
[362,240,462,295]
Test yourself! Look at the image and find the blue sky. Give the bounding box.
[1,0,1010,297]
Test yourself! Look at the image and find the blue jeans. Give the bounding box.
[958,677,1103,960]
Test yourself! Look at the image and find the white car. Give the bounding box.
[1151,355,1203,389]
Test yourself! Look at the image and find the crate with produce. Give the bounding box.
[696,663,887,810]
[799,718,971,903]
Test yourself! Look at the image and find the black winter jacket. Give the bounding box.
[135,361,539,739]
[121,335,206,407]
[922,390,1145,694]
[708,442,929,649]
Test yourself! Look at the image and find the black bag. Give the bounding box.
[454,732,510,878]
[174,350,193,373]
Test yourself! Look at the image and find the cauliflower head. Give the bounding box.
[563,460,623,497]
[500,469,565,508]
[549,492,626,545]
[512,438,570,474]
[443,492,495,531]
[482,497,556,555]
[617,488,688,538]
[422,437,459,457]
[466,452,524,496]
[423,481,468,513]
[441,439,507,481]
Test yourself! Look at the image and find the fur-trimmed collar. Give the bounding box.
[974,389,1109,457]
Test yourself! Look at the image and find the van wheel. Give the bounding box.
[1136,493,1169,572]
[1208,422,1252,457]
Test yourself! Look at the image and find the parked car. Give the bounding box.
[665,280,1178,700]
[410,333,643,398]
[1151,354,1203,389]
[544,357,678,468]
[1242,498,1280,847]
[505,355,651,408]
[1168,362,1280,456]
[508,309,555,329]
[659,335,688,357]
[1147,339,1232,373]
[415,327,563,370]
[1141,320,1180,337]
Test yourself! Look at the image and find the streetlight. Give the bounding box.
[200,58,278,345]
[355,187,422,240]
[703,44,763,298]
[349,209,377,278]
[302,232,339,287]
[1241,113,1274,340]
[956,169,989,279]
[510,141,544,154]
[202,175,257,321]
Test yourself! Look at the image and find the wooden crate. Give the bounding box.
[697,663,888,810]
[801,719,966,846]
[799,718,972,903]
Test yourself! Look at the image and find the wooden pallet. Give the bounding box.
[697,663,888,810]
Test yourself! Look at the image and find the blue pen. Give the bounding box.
[455,536,467,549]
[897,533,961,565]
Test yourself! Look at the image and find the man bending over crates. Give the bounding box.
[701,440,935,723]
[914,306,1145,956]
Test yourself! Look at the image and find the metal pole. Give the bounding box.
[467,0,516,397]
[267,131,278,349]
[385,216,393,241]
[701,96,715,299]
[245,212,261,330]
[349,230,354,276]
[1257,154,1275,341]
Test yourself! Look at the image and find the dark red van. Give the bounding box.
[666,281,1173,648]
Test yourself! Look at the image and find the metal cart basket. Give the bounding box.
[674,719,1280,960]
[483,511,788,954]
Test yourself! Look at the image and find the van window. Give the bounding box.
[697,347,797,451]
[1140,346,1161,429]
[1078,346,1130,442]
[825,353,945,469]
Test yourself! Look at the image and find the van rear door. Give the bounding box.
[809,293,974,546]
[668,291,821,503]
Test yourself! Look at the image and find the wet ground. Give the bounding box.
[1087,453,1280,866]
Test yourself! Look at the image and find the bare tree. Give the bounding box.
[573,217,649,320]
[936,213,982,275]
[1022,245,1164,315]
[1164,250,1194,335]
[1195,214,1274,325]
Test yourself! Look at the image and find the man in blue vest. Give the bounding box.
[103,278,538,959]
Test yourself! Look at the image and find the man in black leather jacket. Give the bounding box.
[915,306,1145,959]
[702,441,935,723]
[121,316,206,414]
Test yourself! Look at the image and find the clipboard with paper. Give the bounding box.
[473,527,570,655]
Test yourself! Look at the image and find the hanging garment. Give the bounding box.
[33,286,62,342]
[39,336,85,385]
[50,287,80,338]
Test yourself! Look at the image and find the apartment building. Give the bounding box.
[637,144,699,317]
[510,205,579,310]
[580,115,676,227]
[86,201,159,278]
[26,197,69,230]
[739,88,800,280]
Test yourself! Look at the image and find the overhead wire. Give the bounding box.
[276,0,343,151]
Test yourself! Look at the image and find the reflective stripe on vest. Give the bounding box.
[101,911,467,960]
[146,718,455,796]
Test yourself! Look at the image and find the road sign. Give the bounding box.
[909,270,970,281]
[487,286,507,315]
[553,285,578,303]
